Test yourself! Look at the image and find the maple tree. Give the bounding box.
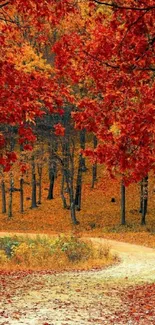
[0,0,75,172]
[0,0,79,223]
[1,1,155,175]
[51,0,155,224]
[52,0,155,185]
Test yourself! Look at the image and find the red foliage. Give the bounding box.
[0,0,155,185]
[115,283,155,324]
[54,123,65,136]
[53,1,155,185]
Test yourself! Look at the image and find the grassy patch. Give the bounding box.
[0,234,117,271]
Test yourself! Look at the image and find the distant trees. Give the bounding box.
[0,0,154,226]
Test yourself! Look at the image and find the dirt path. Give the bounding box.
[90,237,155,283]
[0,233,155,325]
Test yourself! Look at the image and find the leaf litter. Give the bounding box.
[0,238,155,325]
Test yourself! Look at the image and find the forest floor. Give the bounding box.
[0,235,155,325]
[0,168,155,248]
[0,168,155,323]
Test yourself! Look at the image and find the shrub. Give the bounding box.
[0,250,8,264]
[11,242,32,265]
[0,235,117,270]
[12,242,53,267]
[51,235,92,262]
[0,237,20,258]
[96,243,111,259]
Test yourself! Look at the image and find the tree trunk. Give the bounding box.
[139,181,143,213]
[75,154,83,211]
[69,140,79,225]
[47,168,55,200]
[37,165,42,204]
[31,156,37,208]
[8,175,14,218]
[69,169,79,225]
[61,106,79,224]
[20,177,24,213]
[70,193,78,225]
[80,129,87,171]
[91,135,98,188]
[47,137,58,200]
[10,132,16,151]
[1,179,6,213]
[60,132,71,209]
[61,172,68,209]
[47,143,56,200]
[141,176,148,225]
[121,181,126,225]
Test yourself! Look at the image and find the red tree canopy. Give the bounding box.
[0,0,75,171]
[0,0,155,183]
[53,0,155,184]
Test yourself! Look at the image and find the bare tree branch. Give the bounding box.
[136,67,155,72]
[83,50,155,72]
[83,50,119,69]
[0,2,9,9]
[118,10,148,53]
[92,0,155,11]
[0,16,17,24]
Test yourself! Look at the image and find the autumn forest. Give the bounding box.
[0,1,155,324]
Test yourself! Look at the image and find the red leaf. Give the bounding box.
[54,123,65,136]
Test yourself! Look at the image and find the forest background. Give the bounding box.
[0,0,155,249]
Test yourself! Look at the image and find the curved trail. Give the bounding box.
[89,237,155,283]
[0,232,154,283]
[0,233,155,325]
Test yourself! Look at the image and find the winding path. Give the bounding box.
[0,233,155,325]
[89,237,155,283]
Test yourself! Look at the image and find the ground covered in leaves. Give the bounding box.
[0,169,155,248]
[0,270,155,325]
[0,238,155,325]
[0,167,155,323]
[0,272,154,324]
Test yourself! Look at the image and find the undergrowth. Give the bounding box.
[0,235,117,271]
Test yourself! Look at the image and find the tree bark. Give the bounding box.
[80,129,87,171]
[75,154,83,211]
[61,172,68,209]
[70,193,78,224]
[69,140,79,225]
[139,181,143,213]
[47,142,56,200]
[8,175,13,218]
[141,176,148,225]
[1,179,6,213]
[69,168,79,225]
[20,177,24,213]
[91,135,98,188]
[61,140,70,209]
[37,165,42,204]
[47,168,55,200]
[31,155,37,208]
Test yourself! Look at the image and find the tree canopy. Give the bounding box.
[0,0,155,183]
